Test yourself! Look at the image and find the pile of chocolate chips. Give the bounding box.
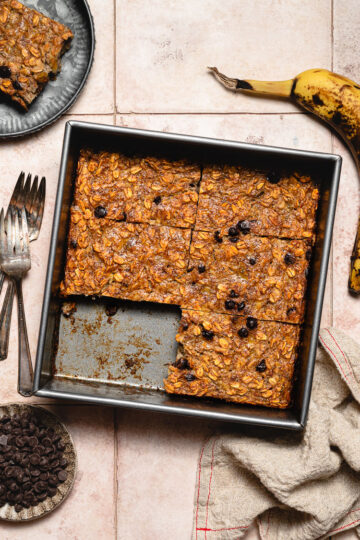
[0,411,68,513]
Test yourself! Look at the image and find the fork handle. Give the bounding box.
[0,280,14,360]
[0,271,5,296]
[14,278,33,397]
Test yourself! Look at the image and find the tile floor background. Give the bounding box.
[0,0,359,538]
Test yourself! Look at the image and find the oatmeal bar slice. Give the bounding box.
[195,164,319,239]
[73,150,200,229]
[0,0,73,109]
[164,310,300,408]
[60,209,191,304]
[180,231,310,323]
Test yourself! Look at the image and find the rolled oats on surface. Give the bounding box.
[181,231,310,323]
[0,0,73,109]
[61,210,191,305]
[164,310,300,408]
[195,164,319,239]
[73,150,200,229]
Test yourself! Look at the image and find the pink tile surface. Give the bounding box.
[116,410,213,540]
[70,0,115,114]
[0,405,115,540]
[333,0,360,80]
[116,0,331,113]
[116,112,333,327]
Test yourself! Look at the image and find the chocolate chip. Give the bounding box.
[287,307,297,316]
[238,327,249,338]
[0,66,11,78]
[70,239,77,249]
[189,183,195,187]
[30,454,40,466]
[237,301,245,311]
[94,206,107,218]
[246,317,258,330]
[229,290,238,298]
[174,358,189,370]
[153,196,161,205]
[198,263,206,273]
[267,171,280,184]
[105,302,118,317]
[185,373,196,382]
[228,226,238,237]
[284,253,296,265]
[12,80,22,90]
[229,236,238,243]
[225,299,236,310]
[236,220,251,234]
[214,231,223,243]
[249,257,256,265]
[0,411,68,510]
[201,328,214,340]
[256,360,267,372]
[306,249,312,261]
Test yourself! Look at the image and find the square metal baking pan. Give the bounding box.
[33,121,341,430]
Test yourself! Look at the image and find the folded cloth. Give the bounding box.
[192,328,360,540]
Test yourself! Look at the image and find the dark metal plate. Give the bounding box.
[0,0,95,139]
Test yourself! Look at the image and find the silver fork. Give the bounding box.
[0,172,45,360]
[0,207,33,396]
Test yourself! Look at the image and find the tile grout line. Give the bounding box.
[113,408,119,539]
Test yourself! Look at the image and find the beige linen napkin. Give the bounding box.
[192,328,360,540]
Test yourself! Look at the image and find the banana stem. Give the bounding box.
[208,67,294,98]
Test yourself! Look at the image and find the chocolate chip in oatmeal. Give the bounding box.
[284,253,296,265]
[153,196,162,205]
[238,327,249,338]
[174,358,189,369]
[94,206,107,218]
[256,359,267,372]
[201,328,214,340]
[198,263,206,273]
[225,299,236,310]
[246,317,258,329]
[214,231,223,243]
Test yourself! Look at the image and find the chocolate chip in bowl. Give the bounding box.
[0,404,76,521]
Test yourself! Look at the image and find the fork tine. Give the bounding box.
[0,209,5,256]
[32,176,46,235]
[6,207,14,256]
[18,173,32,211]
[13,207,20,255]
[20,207,29,255]
[27,175,38,216]
[9,172,25,209]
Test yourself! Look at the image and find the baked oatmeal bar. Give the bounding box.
[60,209,191,304]
[164,310,300,408]
[0,0,73,109]
[195,165,319,239]
[180,231,310,323]
[73,150,200,229]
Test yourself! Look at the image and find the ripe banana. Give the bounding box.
[209,66,360,294]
